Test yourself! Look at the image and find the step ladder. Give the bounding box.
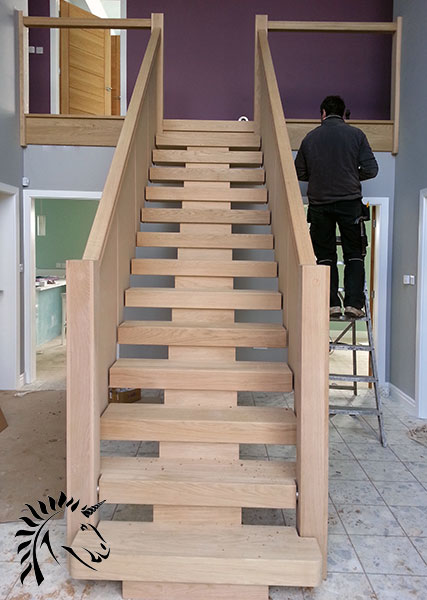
[329,287,387,447]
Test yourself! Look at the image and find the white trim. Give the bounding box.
[416,189,427,418]
[120,0,127,115]
[0,182,20,390]
[23,189,101,384]
[50,0,60,114]
[389,382,416,410]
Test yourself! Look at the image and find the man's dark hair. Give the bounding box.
[320,96,346,117]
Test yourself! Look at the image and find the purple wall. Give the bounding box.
[128,0,393,120]
[29,0,51,114]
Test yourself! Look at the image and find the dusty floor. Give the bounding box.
[1,336,427,598]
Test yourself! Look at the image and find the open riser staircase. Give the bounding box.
[66,15,329,600]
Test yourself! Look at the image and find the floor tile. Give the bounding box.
[337,427,380,444]
[302,572,376,599]
[267,445,296,460]
[328,427,344,443]
[242,508,285,526]
[136,441,159,457]
[328,480,384,506]
[328,442,354,460]
[346,443,399,461]
[405,461,427,483]
[329,459,369,481]
[350,535,427,575]
[328,504,346,534]
[253,392,287,407]
[389,443,427,462]
[364,414,409,431]
[100,440,140,457]
[112,504,153,521]
[0,523,21,562]
[269,586,304,599]
[0,562,21,600]
[330,414,368,430]
[368,574,427,600]
[237,391,254,406]
[98,503,117,521]
[359,460,416,482]
[410,537,427,563]
[240,444,268,458]
[336,504,404,536]
[327,534,363,573]
[375,481,427,506]
[390,505,427,537]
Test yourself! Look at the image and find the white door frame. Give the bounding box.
[0,182,20,390]
[366,197,390,392]
[49,0,128,115]
[416,189,427,418]
[23,189,101,384]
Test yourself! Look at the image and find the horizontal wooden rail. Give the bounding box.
[23,16,151,28]
[268,20,397,33]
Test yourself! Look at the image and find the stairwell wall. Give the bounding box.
[391,0,427,403]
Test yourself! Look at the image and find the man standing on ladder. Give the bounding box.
[295,95,378,319]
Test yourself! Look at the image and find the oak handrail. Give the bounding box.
[84,27,160,261]
[255,16,329,577]
[258,29,315,267]
[23,16,151,28]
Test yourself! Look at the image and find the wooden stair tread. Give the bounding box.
[70,521,322,587]
[117,320,287,347]
[156,132,261,149]
[136,232,273,249]
[99,457,296,509]
[101,404,296,444]
[131,259,277,277]
[163,119,255,132]
[149,166,265,183]
[153,149,263,165]
[109,359,293,392]
[125,288,282,310]
[145,186,267,203]
[141,208,270,224]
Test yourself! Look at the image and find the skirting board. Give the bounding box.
[389,382,416,410]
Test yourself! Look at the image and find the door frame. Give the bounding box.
[49,0,127,115]
[416,189,427,417]
[0,182,20,390]
[23,189,101,384]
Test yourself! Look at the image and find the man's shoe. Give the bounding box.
[329,306,342,319]
[344,306,365,319]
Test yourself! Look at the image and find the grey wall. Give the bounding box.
[24,146,114,191]
[391,0,427,399]
[0,0,27,188]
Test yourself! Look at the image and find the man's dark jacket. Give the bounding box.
[294,115,379,205]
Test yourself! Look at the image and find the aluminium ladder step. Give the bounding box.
[145,186,267,203]
[329,343,373,351]
[69,521,322,587]
[156,131,261,149]
[99,457,297,509]
[152,148,263,165]
[109,358,293,392]
[125,288,282,310]
[141,208,271,225]
[131,258,277,277]
[149,166,265,183]
[329,406,382,416]
[329,373,376,383]
[136,232,273,249]
[117,321,287,347]
[100,404,296,444]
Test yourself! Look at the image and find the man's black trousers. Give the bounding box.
[308,199,366,309]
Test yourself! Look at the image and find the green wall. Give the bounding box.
[35,198,98,269]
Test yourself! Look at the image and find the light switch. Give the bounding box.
[403,275,416,285]
[36,46,44,54]
[29,46,35,54]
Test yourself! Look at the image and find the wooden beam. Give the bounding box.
[25,115,123,146]
[23,16,151,29]
[268,20,397,33]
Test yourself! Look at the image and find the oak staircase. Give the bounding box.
[66,14,329,600]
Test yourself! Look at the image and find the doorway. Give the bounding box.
[0,183,20,390]
[23,190,101,385]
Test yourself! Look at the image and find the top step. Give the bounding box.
[163,119,255,132]
[156,132,261,149]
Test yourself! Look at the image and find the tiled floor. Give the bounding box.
[3,341,427,598]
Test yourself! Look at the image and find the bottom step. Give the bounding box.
[70,521,322,587]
